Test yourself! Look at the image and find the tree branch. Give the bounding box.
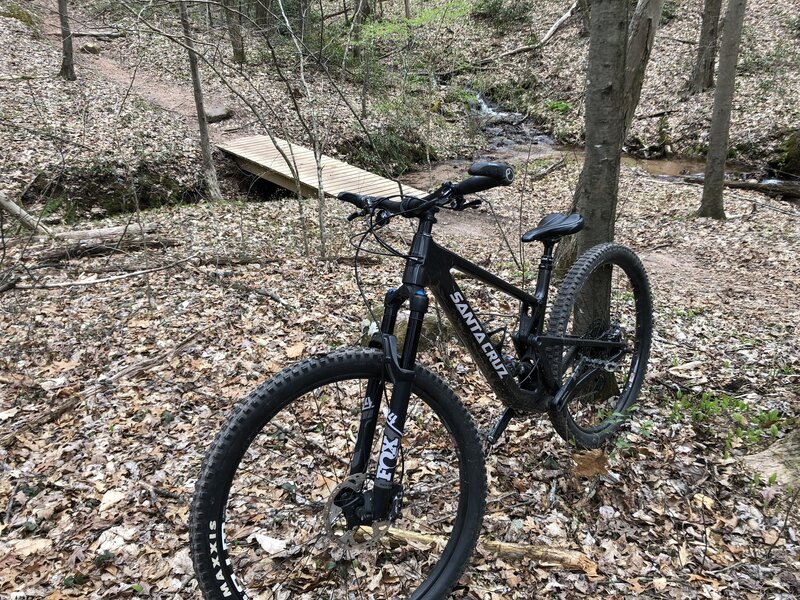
[8,254,195,291]
[0,326,215,448]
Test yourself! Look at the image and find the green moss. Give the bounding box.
[660,0,680,25]
[470,0,533,31]
[25,159,204,221]
[776,131,800,177]
[0,3,37,28]
[483,75,539,112]
[336,125,437,178]
[546,100,572,115]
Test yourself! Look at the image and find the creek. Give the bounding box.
[451,92,795,190]
[467,91,712,180]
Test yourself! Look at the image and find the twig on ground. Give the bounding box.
[0,325,216,448]
[765,485,800,560]
[358,526,598,575]
[10,254,195,290]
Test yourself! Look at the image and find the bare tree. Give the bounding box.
[622,0,666,135]
[689,0,723,94]
[579,0,592,36]
[352,0,371,57]
[573,0,628,259]
[556,0,663,274]
[179,0,223,202]
[255,0,272,29]
[58,0,76,81]
[699,0,747,219]
[563,0,630,323]
[223,0,246,64]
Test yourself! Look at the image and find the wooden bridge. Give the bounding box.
[218,135,427,200]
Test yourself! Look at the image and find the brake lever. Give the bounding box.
[347,210,366,222]
[375,209,392,227]
[462,200,482,210]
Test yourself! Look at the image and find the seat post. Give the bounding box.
[531,241,557,328]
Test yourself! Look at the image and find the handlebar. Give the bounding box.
[338,161,514,220]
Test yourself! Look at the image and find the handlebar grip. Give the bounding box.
[338,191,368,209]
[452,176,500,197]
[467,162,514,185]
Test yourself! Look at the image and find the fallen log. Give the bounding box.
[194,254,282,267]
[3,223,159,249]
[39,235,179,261]
[0,191,52,236]
[49,29,126,39]
[54,222,158,240]
[684,176,800,199]
[8,255,195,291]
[359,526,598,575]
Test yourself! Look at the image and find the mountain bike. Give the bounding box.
[190,162,653,599]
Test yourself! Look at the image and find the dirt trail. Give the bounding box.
[38,2,233,139]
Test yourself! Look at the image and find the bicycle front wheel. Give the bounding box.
[190,348,486,600]
[546,243,653,449]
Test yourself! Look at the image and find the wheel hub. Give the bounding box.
[322,474,390,551]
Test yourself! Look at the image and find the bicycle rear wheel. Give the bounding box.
[546,243,653,449]
[190,348,486,600]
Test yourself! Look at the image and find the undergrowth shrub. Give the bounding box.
[336,125,436,178]
[0,2,37,28]
[24,158,204,222]
[470,0,532,31]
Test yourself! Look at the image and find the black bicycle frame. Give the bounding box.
[350,208,557,519]
[348,207,629,520]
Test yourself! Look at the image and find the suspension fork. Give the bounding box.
[348,287,402,476]
[347,284,429,521]
[373,286,428,520]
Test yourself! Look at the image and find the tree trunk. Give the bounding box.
[579,0,592,36]
[179,1,223,202]
[574,0,628,257]
[622,0,666,137]
[361,46,369,119]
[57,0,76,81]
[689,0,723,94]
[404,0,412,19]
[255,0,272,28]
[556,0,663,275]
[570,0,627,324]
[699,0,747,219]
[351,0,371,58]
[207,1,215,28]
[222,0,246,64]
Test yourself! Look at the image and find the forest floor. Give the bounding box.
[2,166,799,599]
[1,1,800,599]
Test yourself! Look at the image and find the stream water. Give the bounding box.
[468,91,710,179]
[402,92,794,195]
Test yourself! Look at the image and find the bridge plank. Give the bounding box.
[218,135,427,199]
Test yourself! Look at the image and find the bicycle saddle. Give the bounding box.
[521,213,584,243]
